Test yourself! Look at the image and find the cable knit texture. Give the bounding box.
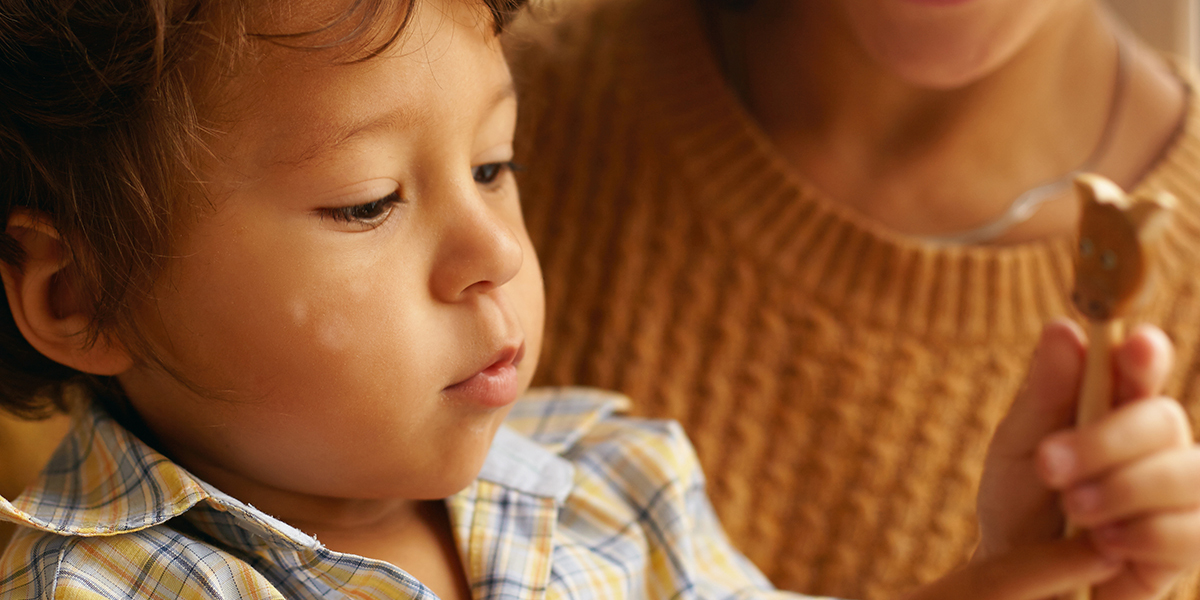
[508,0,1200,597]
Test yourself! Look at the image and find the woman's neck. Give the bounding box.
[724,0,1184,244]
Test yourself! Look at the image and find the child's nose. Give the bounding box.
[429,189,524,302]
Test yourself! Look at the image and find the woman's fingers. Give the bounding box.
[1088,510,1200,568]
[1038,397,1193,489]
[1093,561,1178,600]
[969,323,1192,600]
[1064,446,1200,527]
[1114,325,1175,405]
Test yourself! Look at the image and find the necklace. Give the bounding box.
[702,3,1130,245]
[926,39,1128,245]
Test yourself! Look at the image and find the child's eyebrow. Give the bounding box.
[278,82,518,169]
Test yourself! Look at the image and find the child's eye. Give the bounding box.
[472,161,519,185]
[319,192,400,229]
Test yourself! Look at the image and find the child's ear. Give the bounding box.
[0,211,133,376]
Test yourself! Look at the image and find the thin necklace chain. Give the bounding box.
[702,3,1129,246]
[926,39,1128,245]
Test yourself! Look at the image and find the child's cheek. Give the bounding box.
[154,212,428,401]
[512,232,546,389]
[241,267,421,398]
[286,283,366,355]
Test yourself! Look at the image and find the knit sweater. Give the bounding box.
[507,0,1200,598]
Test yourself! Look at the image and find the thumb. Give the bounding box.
[977,320,1088,556]
[905,538,1120,600]
[991,319,1087,461]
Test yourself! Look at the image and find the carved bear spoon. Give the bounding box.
[1067,173,1174,600]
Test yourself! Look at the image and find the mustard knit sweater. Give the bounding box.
[509,0,1200,597]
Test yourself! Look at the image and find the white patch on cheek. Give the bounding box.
[313,279,374,352]
[288,297,351,352]
[315,312,353,352]
[289,299,309,325]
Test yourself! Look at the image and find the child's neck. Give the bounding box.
[158,444,473,599]
[291,499,471,600]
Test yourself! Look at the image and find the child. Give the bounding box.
[0,0,1198,598]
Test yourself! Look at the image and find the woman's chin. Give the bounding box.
[879,50,1006,90]
[858,28,1022,89]
[841,0,1057,90]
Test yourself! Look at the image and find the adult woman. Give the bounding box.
[510,0,1200,597]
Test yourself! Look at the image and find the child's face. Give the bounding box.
[117,0,543,504]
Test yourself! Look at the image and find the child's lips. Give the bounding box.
[443,342,525,408]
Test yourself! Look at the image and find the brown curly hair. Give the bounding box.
[0,0,527,418]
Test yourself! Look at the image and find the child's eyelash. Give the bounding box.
[319,192,401,228]
[473,161,523,185]
[319,162,523,228]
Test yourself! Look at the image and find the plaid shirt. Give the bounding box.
[0,387,834,600]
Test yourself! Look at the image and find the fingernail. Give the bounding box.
[1039,439,1076,487]
[1067,484,1102,516]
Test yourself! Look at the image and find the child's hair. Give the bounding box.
[0,0,525,418]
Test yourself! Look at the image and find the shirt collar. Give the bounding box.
[502,386,631,453]
[0,386,629,541]
[477,387,630,502]
[0,399,210,537]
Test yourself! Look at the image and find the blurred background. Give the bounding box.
[1110,0,1198,64]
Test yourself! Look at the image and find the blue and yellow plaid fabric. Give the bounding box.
[0,387,835,599]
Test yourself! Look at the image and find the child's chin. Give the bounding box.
[404,467,487,500]
[344,422,503,499]
[402,448,497,500]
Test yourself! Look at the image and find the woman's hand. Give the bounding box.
[975,320,1200,599]
[1038,330,1200,598]
[977,320,1088,561]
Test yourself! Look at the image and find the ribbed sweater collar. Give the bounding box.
[620,0,1200,341]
